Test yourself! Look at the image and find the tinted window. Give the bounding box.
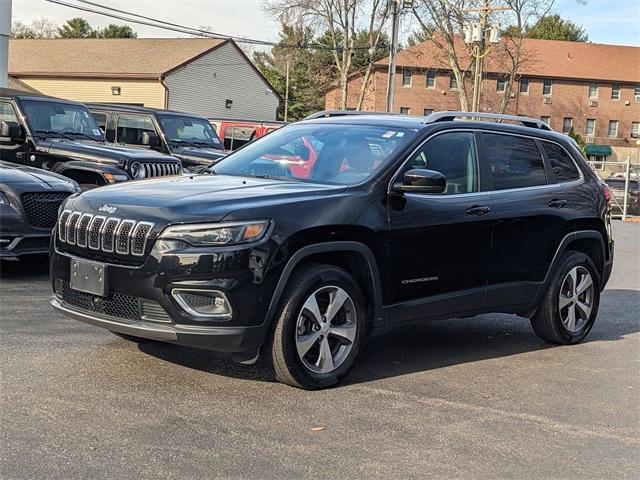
[482,133,546,190]
[91,112,107,132]
[542,142,579,182]
[407,132,478,194]
[116,115,155,144]
[0,102,18,123]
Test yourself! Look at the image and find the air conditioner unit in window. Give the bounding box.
[589,99,598,107]
[585,137,595,144]
[543,97,552,104]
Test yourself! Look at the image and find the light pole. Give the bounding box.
[385,0,413,113]
[284,56,290,122]
[0,0,11,88]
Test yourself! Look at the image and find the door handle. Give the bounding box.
[466,205,492,216]
[548,199,568,208]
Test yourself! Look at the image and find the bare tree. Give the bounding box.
[266,0,391,110]
[410,0,555,112]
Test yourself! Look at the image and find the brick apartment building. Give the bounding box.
[325,38,640,166]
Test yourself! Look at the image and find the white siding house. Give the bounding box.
[9,38,280,120]
[164,42,280,120]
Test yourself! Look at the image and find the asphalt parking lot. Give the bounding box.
[1,221,638,479]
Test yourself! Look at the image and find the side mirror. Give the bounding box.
[0,121,23,140]
[395,168,446,194]
[141,131,160,147]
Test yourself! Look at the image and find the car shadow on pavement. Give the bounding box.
[138,288,639,387]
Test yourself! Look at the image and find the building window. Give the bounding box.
[611,83,620,100]
[585,119,596,136]
[608,120,618,137]
[635,85,640,102]
[399,107,410,115]
[543,78,552,96]
[449,74,458,90]
[519,77,529,94]
[423,108,434,116]
[588,82,598,98]
[562,117,573,134]
[496,77,506,92]
[540,116,550,125]
[632,122,640,138]
[426,70,436,88]
[402,68,412,87]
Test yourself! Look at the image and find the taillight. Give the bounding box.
[602,184,612,203]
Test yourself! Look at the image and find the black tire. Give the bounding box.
[266,263,368,389]
[531,250,600,344]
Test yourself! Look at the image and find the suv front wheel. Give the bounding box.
[531,251,600,344]
[267,263,367,389]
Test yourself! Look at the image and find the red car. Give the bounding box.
[208,118,287,150]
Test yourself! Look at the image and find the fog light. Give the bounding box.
[172,289,232,319]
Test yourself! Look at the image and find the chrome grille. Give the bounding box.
[58,210,154,257]
[141,162,181,178]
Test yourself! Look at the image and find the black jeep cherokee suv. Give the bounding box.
[49,111,614,389]
[0,88,182,189]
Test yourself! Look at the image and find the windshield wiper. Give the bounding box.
[34,130,75,141]
[169,139,198,148]
[63,131,101,141]
[191,140,222,149]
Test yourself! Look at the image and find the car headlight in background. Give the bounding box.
[130,162,146,180]
[0,192,9,205]
[159,220,270,246]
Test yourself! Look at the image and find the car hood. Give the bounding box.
[36,139,180,165]
[0,161,77,190]
[171,146,229,165]
[64,174,347,224]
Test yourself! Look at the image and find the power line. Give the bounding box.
[44,0,371,52]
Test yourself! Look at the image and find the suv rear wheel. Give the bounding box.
[531,251,600,344]
[267,263,367,389]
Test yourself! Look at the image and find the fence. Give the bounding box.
[588,157,639,220]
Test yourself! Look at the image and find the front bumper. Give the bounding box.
[1,205,52,259]
[50,237,282,354]
[50,296,265,352]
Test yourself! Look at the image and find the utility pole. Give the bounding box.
[464,0,508,112]
[0,0,11,88]
[385,0,400,113]
[284,57,290,122]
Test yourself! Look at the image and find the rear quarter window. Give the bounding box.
[542,141,580,182]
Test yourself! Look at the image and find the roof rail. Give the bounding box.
[304,110,397,120]
[426,111,552,131]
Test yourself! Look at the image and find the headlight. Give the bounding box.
[130,162,146,180]
[159,220,270,246]
[0,192,9,205]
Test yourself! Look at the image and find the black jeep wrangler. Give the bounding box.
[86,104,228,172]
[0,88,182,189]
[50,111,614,389]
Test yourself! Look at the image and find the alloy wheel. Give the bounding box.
[295,285,357,374]
[558,266,595,333]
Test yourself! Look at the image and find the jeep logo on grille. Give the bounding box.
[98,204,118,214]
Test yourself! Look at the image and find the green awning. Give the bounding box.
[585,144,612,156]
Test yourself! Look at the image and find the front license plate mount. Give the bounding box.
[70,258,107,297]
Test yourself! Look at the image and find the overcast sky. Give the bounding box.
[12,0,640,47]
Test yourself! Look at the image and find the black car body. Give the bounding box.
[50,111,614,389]
[1,160,78,259]
[86,104,228,171]
[0,88,182,189]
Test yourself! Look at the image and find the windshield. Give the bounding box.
[158,114,223,149]
[211,123,415,185]
[20,100,104,141]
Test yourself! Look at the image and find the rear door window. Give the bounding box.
[481,133,547,190]
[116,115,156,145]
[0,102,19,123]
[541,141,580,182]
